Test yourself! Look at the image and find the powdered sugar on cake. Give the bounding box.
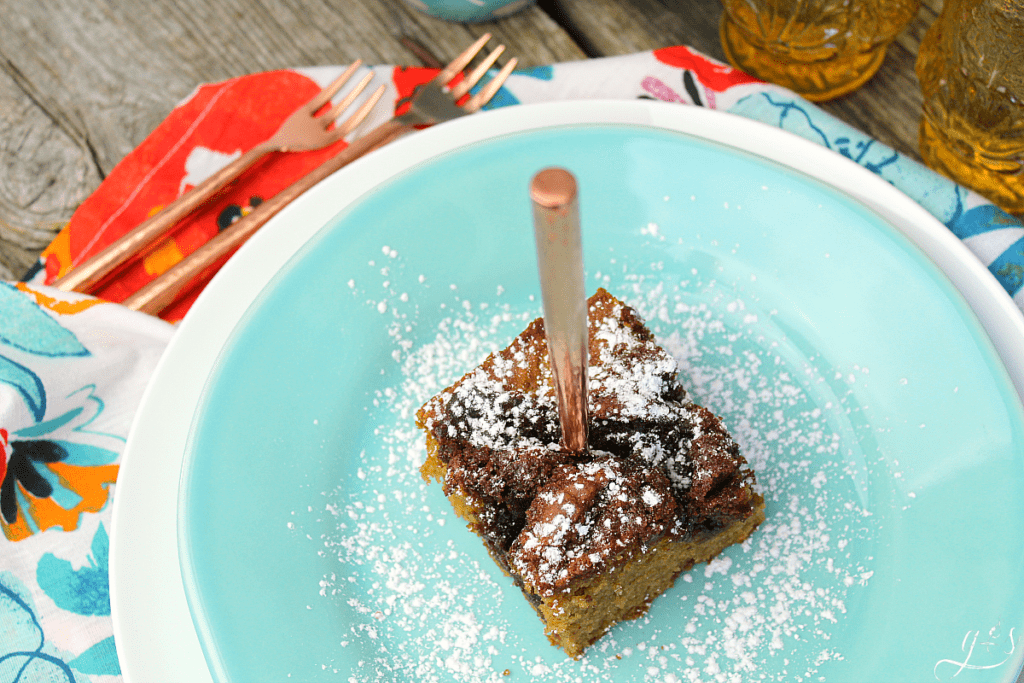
[304,255,878,682]
[418,290,758,608]
[509,455,677,594]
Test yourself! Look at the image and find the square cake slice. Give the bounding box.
[416,288,765,657]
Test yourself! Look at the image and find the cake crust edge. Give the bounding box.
[420,445,766,657]
[415,288,766,657]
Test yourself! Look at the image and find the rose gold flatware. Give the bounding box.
[122,35,518,317]
[531,167,589,454]
[54,61,384,294]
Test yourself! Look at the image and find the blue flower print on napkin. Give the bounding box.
[0,281,90,429]
[730,92,1024,301]
[0,285,122,541]
[0,284,89,360]
[0,571,78,682]
[1,387,121,542]
[0,356,45,425]
[66,637,119,677]
[36,523,110,617]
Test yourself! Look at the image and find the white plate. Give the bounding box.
[108,100,1024,682]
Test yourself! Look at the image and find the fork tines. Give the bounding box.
[121,37,517,317]
[437,33,518,114]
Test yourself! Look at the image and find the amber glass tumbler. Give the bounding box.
[917,0,1024,215]
[719,0,920,101]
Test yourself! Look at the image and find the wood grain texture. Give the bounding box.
[0,0,581,279]
[541,0,727,60]
[544,0,936,160]
[0,65,101,278]
[0,0,936,280]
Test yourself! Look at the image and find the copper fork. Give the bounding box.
[54,61,386,294]
[122,34,517,317]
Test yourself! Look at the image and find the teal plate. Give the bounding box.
[178,113,1024,682]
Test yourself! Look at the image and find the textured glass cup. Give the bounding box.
[917,0,1024,215]
[719,0,921,101]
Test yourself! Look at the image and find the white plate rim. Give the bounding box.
[108,99,1024,683]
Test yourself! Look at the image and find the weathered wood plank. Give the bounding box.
[0,0,942,280]
[544,0,936,161]
[0,0,582,279]
[542,0,726,60]
[0,65,101,279]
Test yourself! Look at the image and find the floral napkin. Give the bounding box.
[3,46,1022,682]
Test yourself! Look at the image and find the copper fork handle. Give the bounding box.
[121,119,412,316]
[120,37,518,317]
[53,61,374,295]
[531,167,589,455]
[52,143,273,293]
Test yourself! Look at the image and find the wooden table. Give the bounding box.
[0,0,938,281]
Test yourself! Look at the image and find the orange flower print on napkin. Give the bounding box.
[0,284,122,541]
[0,380,121,540]
[0,376,122,540]
[0,429,119,542]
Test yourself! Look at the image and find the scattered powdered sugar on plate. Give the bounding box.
[307,246,879,683]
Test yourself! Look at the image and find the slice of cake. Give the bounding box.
[416,288,765,657]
